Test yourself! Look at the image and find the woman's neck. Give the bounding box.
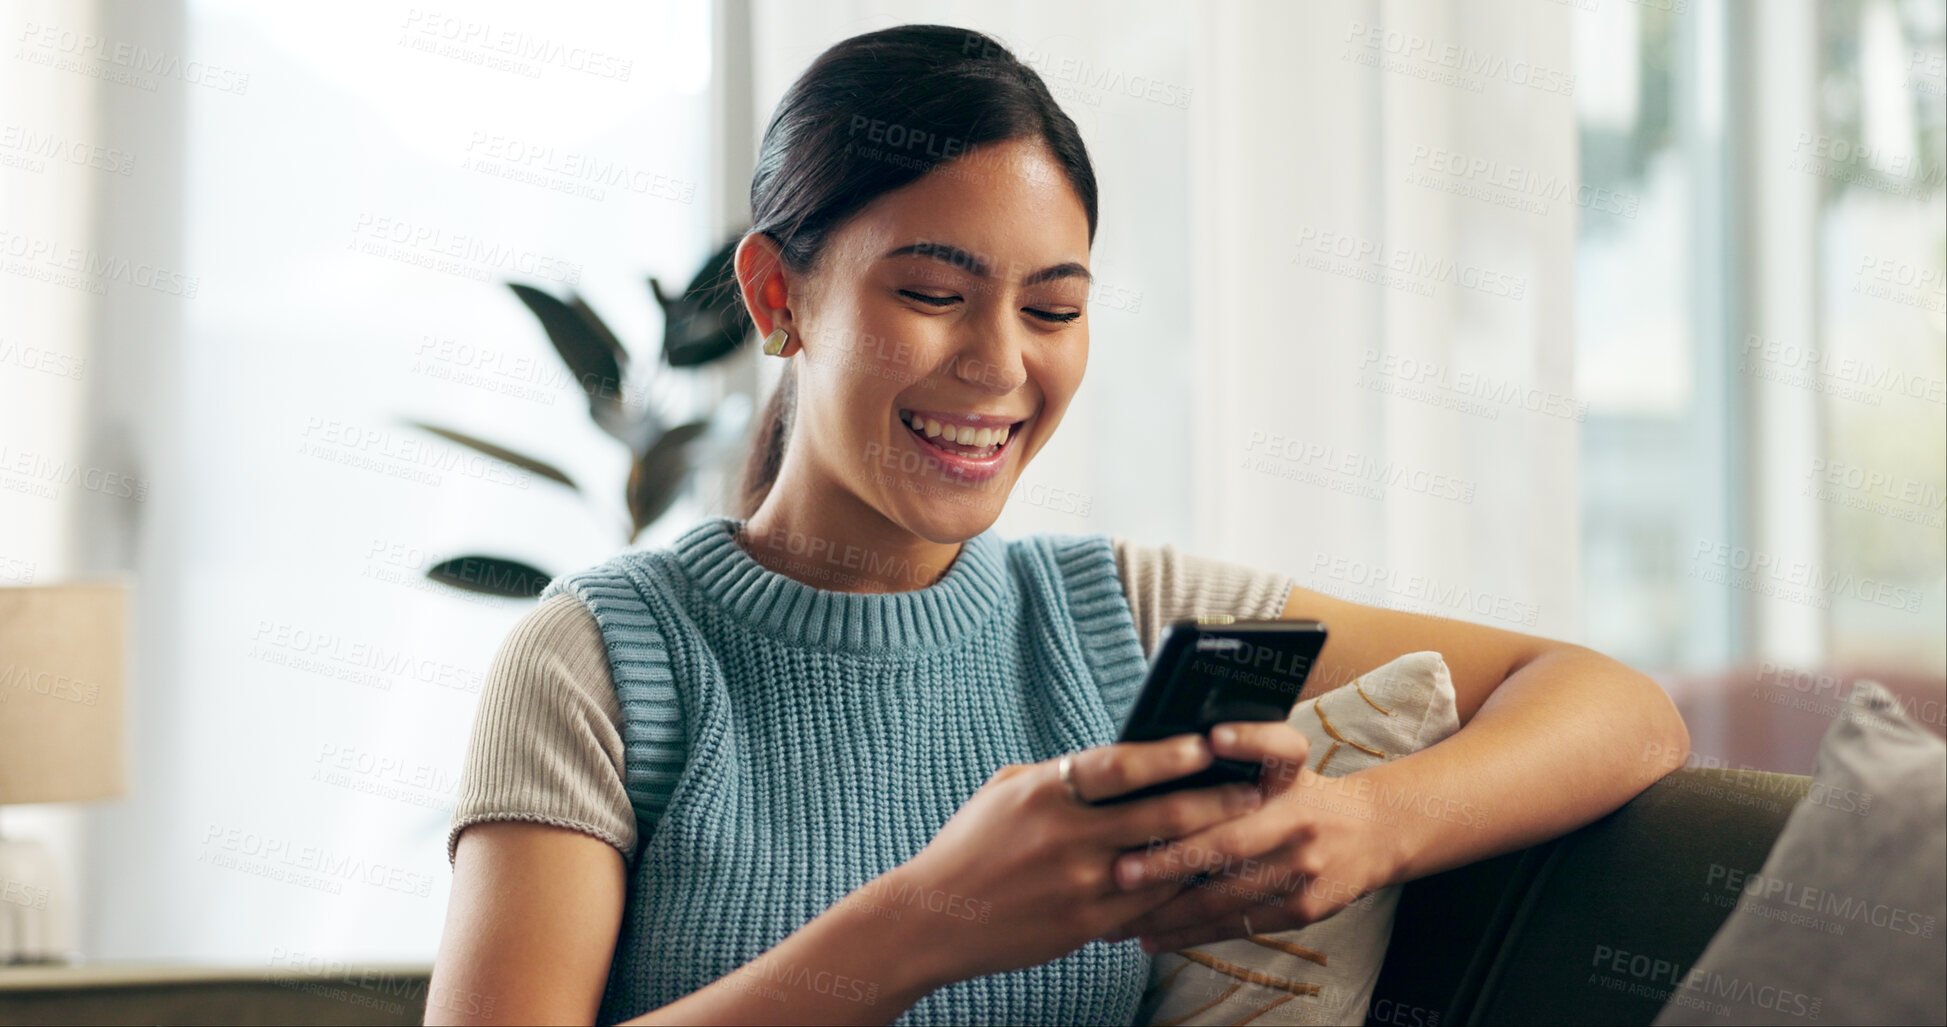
[737,474,967,594]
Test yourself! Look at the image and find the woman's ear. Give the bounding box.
[735,233,803,357]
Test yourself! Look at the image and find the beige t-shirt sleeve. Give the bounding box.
[1110,536,1297,661]
[445,539,1298,864]
[446,594,637,865]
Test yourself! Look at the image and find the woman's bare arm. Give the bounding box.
[426,822,627,1025]
[1279,583,1691,880]
[1105,583,1691,950]
[426,822,946,1027]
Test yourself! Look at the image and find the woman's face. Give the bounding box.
[776,136,1092,544]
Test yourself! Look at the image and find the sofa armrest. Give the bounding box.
[1368,768,1809,1027]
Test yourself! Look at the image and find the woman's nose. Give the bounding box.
[951,319,1029,394]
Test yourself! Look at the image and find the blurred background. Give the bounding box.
[0,0,1940,974]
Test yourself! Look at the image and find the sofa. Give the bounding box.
[1368,767,1810,1026]
[0,768,1808,1027]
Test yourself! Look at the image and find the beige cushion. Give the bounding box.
[1136,651,1461,1026]
[1652,680,1946,1026]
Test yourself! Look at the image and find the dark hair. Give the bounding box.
[735,24,1099,518]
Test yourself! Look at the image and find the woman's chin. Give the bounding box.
[887,486,1010,544]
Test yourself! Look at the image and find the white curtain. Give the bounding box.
[749,0,1583,639]
[1188,0,1581,638]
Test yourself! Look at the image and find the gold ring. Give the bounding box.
[1057,753,1085,804]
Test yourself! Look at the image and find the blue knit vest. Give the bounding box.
[541,515,1155,1025]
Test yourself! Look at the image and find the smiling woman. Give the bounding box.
[426,22,1689,1027]
[736,133,1092,525]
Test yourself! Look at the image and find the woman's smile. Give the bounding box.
[895,407,1030,482]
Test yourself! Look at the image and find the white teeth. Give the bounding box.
[899,410,1017,454]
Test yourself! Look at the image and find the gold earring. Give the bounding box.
[761,327,789,356]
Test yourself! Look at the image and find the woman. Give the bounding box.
[427,24,1689,1027]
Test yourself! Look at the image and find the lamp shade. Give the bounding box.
[0,581,127,805]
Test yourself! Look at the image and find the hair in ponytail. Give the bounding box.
[733,23,1098,518]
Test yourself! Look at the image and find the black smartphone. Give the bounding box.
[1091,616,1328,805]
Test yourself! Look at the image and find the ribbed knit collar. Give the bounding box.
[668,515,1012,653]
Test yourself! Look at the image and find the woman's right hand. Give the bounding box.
[842,734,1264,990]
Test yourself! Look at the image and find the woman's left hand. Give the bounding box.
[1099,720,1408,953]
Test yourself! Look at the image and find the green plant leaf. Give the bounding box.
[628,419,712,539]
[660,235,752,368]
[426,556,551,598]
[507,282,632,437]
[404,421,577,491]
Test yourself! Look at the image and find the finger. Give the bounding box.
[1111,856,1294,940]
[1092,876,1196,936]
[1094,781,1263,852]
[1111,803,1292,890]
[1066,734,1214,805]
[1208,721,1312,794]
[989,762,1032,783]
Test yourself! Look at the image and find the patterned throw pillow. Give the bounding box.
[1135,651,1463,1027]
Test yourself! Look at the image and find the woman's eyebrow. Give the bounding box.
[881,242,1091,286]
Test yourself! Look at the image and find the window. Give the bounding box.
[1574,0,1945,680]
[86,0,714,961]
